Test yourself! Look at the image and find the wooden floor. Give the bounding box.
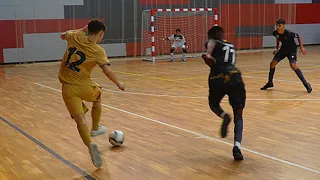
[1,46,320,180]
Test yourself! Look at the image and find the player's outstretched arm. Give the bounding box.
[101,65,125,91]
[60,25,88,40]
[164,35,174,41]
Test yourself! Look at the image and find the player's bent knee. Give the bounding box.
[290,63,298,70]
[182,48,187,53]
[270,60,278,68]
[209,100,220,112]
[170,48,175,53]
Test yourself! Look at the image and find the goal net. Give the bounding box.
[141,8,218,62]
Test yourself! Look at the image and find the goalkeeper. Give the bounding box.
[164,28,187,62]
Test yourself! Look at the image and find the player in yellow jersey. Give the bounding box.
[58,19,125,168]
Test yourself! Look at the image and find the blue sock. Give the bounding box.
[234,119,243,143]
[295,68,307,84]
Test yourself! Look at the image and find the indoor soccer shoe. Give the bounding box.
[233,146,243,161]
[304,83,312,93]
[91,125,107,137]
[89,143,103,168]
[260,82,274,90]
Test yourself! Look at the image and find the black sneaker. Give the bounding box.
[221,114,231,138]
[260,82,274,90]
[304,83,312,93]
[233,146,243,161]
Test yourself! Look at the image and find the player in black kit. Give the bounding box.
[261,19,312,93]
[202,26,245,161]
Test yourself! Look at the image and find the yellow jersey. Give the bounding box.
[58,31,110,85]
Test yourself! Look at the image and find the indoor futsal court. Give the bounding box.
[1,0,320,180]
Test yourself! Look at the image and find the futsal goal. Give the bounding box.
[141,8,218,62]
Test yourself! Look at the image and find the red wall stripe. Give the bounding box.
[126,42,141,56]
[296,4,320,24]
[221,4,295,49]
[0,21,18,63]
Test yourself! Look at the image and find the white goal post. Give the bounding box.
[141,8,218,62]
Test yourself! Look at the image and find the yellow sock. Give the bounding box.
[77,123,92,147]
[91,106,101,130]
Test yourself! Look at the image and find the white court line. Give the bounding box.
[34,82,320,175]
[38,82,319,101]
[33,75,320,88]
[101,88,205,99]
[101,88,320,101]
[35,74,320,101]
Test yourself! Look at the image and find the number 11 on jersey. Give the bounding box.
[222,45,236,65]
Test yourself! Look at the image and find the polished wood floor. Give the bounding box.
[0,46,320,180]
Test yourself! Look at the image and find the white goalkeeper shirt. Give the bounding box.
[167,34,186,44]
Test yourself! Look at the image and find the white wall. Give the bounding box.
[3,33,127,63]
[0,0,84,20]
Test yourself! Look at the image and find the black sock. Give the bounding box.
[295,68,307,84]
[268,68,275,83]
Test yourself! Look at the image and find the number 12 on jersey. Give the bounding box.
[65,47,86,72]
[222,45,236,65]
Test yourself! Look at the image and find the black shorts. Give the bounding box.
[208,80,246,109]
[273,51,297,63]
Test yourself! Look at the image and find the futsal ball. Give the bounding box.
[109,130,124,147]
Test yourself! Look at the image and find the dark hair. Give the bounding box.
[88,19,106,35]
[176,28,181,32]
[207,26,224,40]
[276,19,285,25]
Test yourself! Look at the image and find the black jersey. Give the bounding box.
[206,39,242,84]
[206,40,241,75]
[273,29,299,52]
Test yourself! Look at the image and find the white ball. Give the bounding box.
[109,130,124,147]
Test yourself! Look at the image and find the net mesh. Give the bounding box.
[141,10,216,61]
